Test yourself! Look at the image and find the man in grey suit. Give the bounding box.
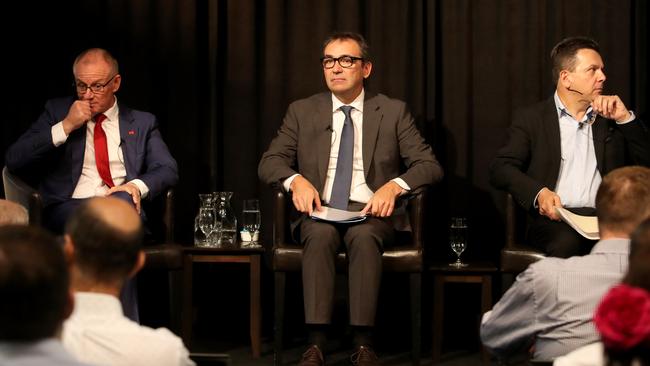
[490,37,650,258]
[259,32,442,365]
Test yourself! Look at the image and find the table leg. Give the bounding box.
[182,254,194,349]
[250,254,261,358]
[480,275,492,365]
[432,275,444,364]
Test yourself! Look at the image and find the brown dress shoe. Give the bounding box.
[350,346,380,366]
[299,345,324,366]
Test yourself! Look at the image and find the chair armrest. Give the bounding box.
[2,166,43,225]
[163,188,175,243]
[407,189,427,250]
[273,190,287,248]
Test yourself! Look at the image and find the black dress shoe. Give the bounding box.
[350,346,380,366]
[299,345,324,366]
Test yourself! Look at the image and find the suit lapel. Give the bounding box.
[118,105,138,180]
[316,95,333,190]
[543,98,562,183]
[362,93,381,179]
[68,127,86,188]
[592,116,607,172]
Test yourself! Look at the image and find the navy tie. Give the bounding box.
[329,105,354,209]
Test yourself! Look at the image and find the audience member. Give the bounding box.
[490,36,650,258]
[481,166,650,361]
[61,197,194,366]
[554,219,650,366]
[0,225,90,365]
[0,199,28,225]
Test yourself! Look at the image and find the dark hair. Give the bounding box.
[73,47,119,75]
[596,166,650,235]
[0,225,69,341]
[322,32,371,61]
[65,200,143,284]
[550,36,600,82]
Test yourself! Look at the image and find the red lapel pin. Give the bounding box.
[128,130,136,135]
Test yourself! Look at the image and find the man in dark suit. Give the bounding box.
[490,36,650,258]
[4,48,178,322]
[259,32,442,365]
[5,48,178,234]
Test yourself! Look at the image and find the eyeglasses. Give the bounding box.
[320,55,364,69]
[74,74,117,94]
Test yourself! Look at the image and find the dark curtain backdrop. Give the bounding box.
[2,0,648,262]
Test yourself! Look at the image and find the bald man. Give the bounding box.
[0,199,28,225]
[61,197,193,366]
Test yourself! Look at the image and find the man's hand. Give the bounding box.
[537,187,562,221]
[361,181,404,217]
[592,95,631,122]
[290,175,321,215]
[107,182,142,214]
[62,100,92,135]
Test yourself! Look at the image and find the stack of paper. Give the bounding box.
[555,207,600,240]
[310,206,367,224]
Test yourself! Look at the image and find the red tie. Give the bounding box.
[93,113,115,188]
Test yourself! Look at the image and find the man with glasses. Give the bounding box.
[5,48,177,323]
[490,36,650,258]
[5,48,178,235]
[259,32,442,365]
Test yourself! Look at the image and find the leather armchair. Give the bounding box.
[501,193,545,273]
[272,189,427,366]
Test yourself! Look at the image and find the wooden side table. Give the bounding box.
[430,262,498,365]
[182,243,265,358]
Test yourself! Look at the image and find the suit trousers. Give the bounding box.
[299,214,394,326]
[527,207,597,258]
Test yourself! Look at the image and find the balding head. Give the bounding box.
[596,166,650,238]
[0,199,28,226]
[65,197,144,286]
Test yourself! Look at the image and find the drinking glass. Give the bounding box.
[449,217,468,267]
[242,199,261,247]
[197,207,216,246]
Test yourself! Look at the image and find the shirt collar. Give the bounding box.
[332,89,365,113]
[99,96,119,123]
[590,238,630,254]
[554,91,594,123]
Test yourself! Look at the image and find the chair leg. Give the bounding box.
[168,269,183,335]
[274,272,286,366]
[410,273,421,366]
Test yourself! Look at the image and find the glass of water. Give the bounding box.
[449,217,468,267]
[242,199,261,247]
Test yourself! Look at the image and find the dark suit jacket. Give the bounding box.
[258,91,443,231]
[5,96,178,207]
[490,96,650,211]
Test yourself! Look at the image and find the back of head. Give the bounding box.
[596,166,650,236]
[550,36,600,82]
[65,197,143,286]
[0,225,69,341]
[0,199,28,226]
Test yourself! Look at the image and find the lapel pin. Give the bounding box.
[128,130,136,135]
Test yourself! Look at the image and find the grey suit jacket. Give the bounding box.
[490,97,650,211]
[258,91,442,231]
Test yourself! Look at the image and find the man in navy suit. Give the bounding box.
[5,48,178,322]
[5,48,178,234]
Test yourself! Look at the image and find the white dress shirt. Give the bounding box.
[283,89,409,203]
[0,339,91,366]
[553,342,604,366]
[480,238,629,360]
[62,292,194,366]
[50,97,149,199]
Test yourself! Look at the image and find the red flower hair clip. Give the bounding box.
[594,284,650,351]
